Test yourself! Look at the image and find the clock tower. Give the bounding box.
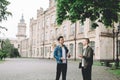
[16,14,26,41]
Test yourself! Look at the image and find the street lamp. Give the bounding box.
[113,26,115,61]
[74,22,77,61]
[115,24,120,68]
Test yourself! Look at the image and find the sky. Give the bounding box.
[0,0,49,39]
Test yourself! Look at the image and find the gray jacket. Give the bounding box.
[82,46,94,68]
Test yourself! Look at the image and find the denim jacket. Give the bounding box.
[54,45,69,64]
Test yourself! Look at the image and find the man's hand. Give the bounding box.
[61,57,65,60]
[67,54,71,58]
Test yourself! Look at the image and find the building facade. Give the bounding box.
[19,0,120,61]
[16,14,28,56]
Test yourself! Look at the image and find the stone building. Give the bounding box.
[20,38,29,57]
[19,0,120,61]
[16,14,27,56]
[10,39,18,48]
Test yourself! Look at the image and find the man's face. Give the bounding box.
[82,39,87,46]
[59,38,64,44]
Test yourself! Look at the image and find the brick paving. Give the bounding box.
[0,58,119,80]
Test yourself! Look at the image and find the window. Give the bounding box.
[45,32,49,40]
[70,23,75,35]
[45,47,47,56]
[79,22,84,33]
[51,15,55,24]
[118,40,120,55]
[50,30,54,40]
[63,26,67,37]
[69,44,74,56]
[37,33,39,43]
[37,48,39,56]
[41,47,44,56]
[57,28,60,37]
[89,41,95,52]
[46,18,50,27]
[78,43,83,54]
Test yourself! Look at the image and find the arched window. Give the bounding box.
[118,40,120,55]
[45,47,48,56]
[69,44,74,56]
[70,23,75,35]
[79,22,84,33]
[78,43,83,54]
[63,26,67,38]
[41,47,44,56]
[89,41,95,53]
[37,48,39,56]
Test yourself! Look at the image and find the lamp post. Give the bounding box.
[74,22,77,61]
[113,27,115,61]
[115,24,120,68]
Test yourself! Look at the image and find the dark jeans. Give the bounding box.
[55,63,67,80]
[81,66,92,80]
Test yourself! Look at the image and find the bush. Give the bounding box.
[110,62,116,70]
[0,50,7,60]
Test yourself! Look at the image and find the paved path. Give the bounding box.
[0,58,119,80]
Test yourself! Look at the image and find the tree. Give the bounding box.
[13,48,20,57]
[56,0,120,28]
[0,0,12,22]
[1,39,13,57]
[0,39,8,60]
[1,39,20,58]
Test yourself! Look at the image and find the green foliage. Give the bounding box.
[2,39,13,55]
[10,48,20,58]
[0,0,12,22]
[0,39,13,59]
[56,0,120,28]
[109,68,120,77]
[0,39,20,58]
[0,50,7,60]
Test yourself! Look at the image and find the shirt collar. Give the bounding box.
[83,45,88,49]
[58,44,64,47]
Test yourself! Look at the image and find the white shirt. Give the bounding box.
[82,45,88,67]
[82,48,86,67]
[62,47,67,63]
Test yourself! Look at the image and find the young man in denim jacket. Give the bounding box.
[54,36,70,80]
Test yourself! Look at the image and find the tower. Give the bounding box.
[16,14,26,41]
[49,0,55,7]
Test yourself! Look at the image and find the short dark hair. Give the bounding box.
[57,36,64,41]
[84,38,90,44]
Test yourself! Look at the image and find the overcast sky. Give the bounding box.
[0,0,49,39]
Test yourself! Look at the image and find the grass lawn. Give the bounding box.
[0,60,5,63]
[93,61,120,78]
[109,68,120,78]
[93,61,101,66]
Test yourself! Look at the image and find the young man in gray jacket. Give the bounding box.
[78,38,94,80]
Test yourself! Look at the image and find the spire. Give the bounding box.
[20,14,25,23]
